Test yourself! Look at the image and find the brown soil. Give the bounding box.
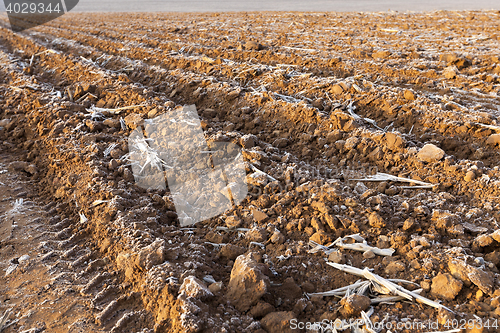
[1,9,500,333]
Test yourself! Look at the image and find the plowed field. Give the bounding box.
[1,10,500,333]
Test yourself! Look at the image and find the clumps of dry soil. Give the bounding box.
[1,9,500,333]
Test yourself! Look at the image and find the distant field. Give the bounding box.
[0,0,500,12]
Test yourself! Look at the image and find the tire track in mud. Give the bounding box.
[0,153,154,333]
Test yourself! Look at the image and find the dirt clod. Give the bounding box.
[417,143,445,162]
[226,252,271,311]
[340,294,371,317]
[260,311,296,333]
[431,273,463,300]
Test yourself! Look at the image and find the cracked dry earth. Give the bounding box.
[1,9,500,333]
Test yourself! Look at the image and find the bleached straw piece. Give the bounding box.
[327,262,367,277]
[0,309,12,331]
[203,242,226,250]
[343,234,365,243]
[79,212,88,224]
[310,234,394,257]
[248,164,278,182]
[34,49,58,57]
[352,83,364,93]
[92,200,108,207]
[379,28,400,32]
[104,143,118,157]
[308,240,336,255]
[475,122,500,132]
[346,101,383,130]
[336,240,395,256]
[363,269,444,309]
[346,101,362,120]
[350,172,434,187]
[119,118,127,130]
[282,46,319,52]
[249,241,265,249]
[202,275,217,284]
[306,280,368,297]
[273,92,302,103]
[388,279,420,287]
[370,280,392,295]
[357,280,372,296]
[400,185,436,189]
[8,198,24,215]
[370,289,423,304]
[216,226,250,232]
[327,263,454,313]
[86,103,146,115]
[361,308,377,333]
